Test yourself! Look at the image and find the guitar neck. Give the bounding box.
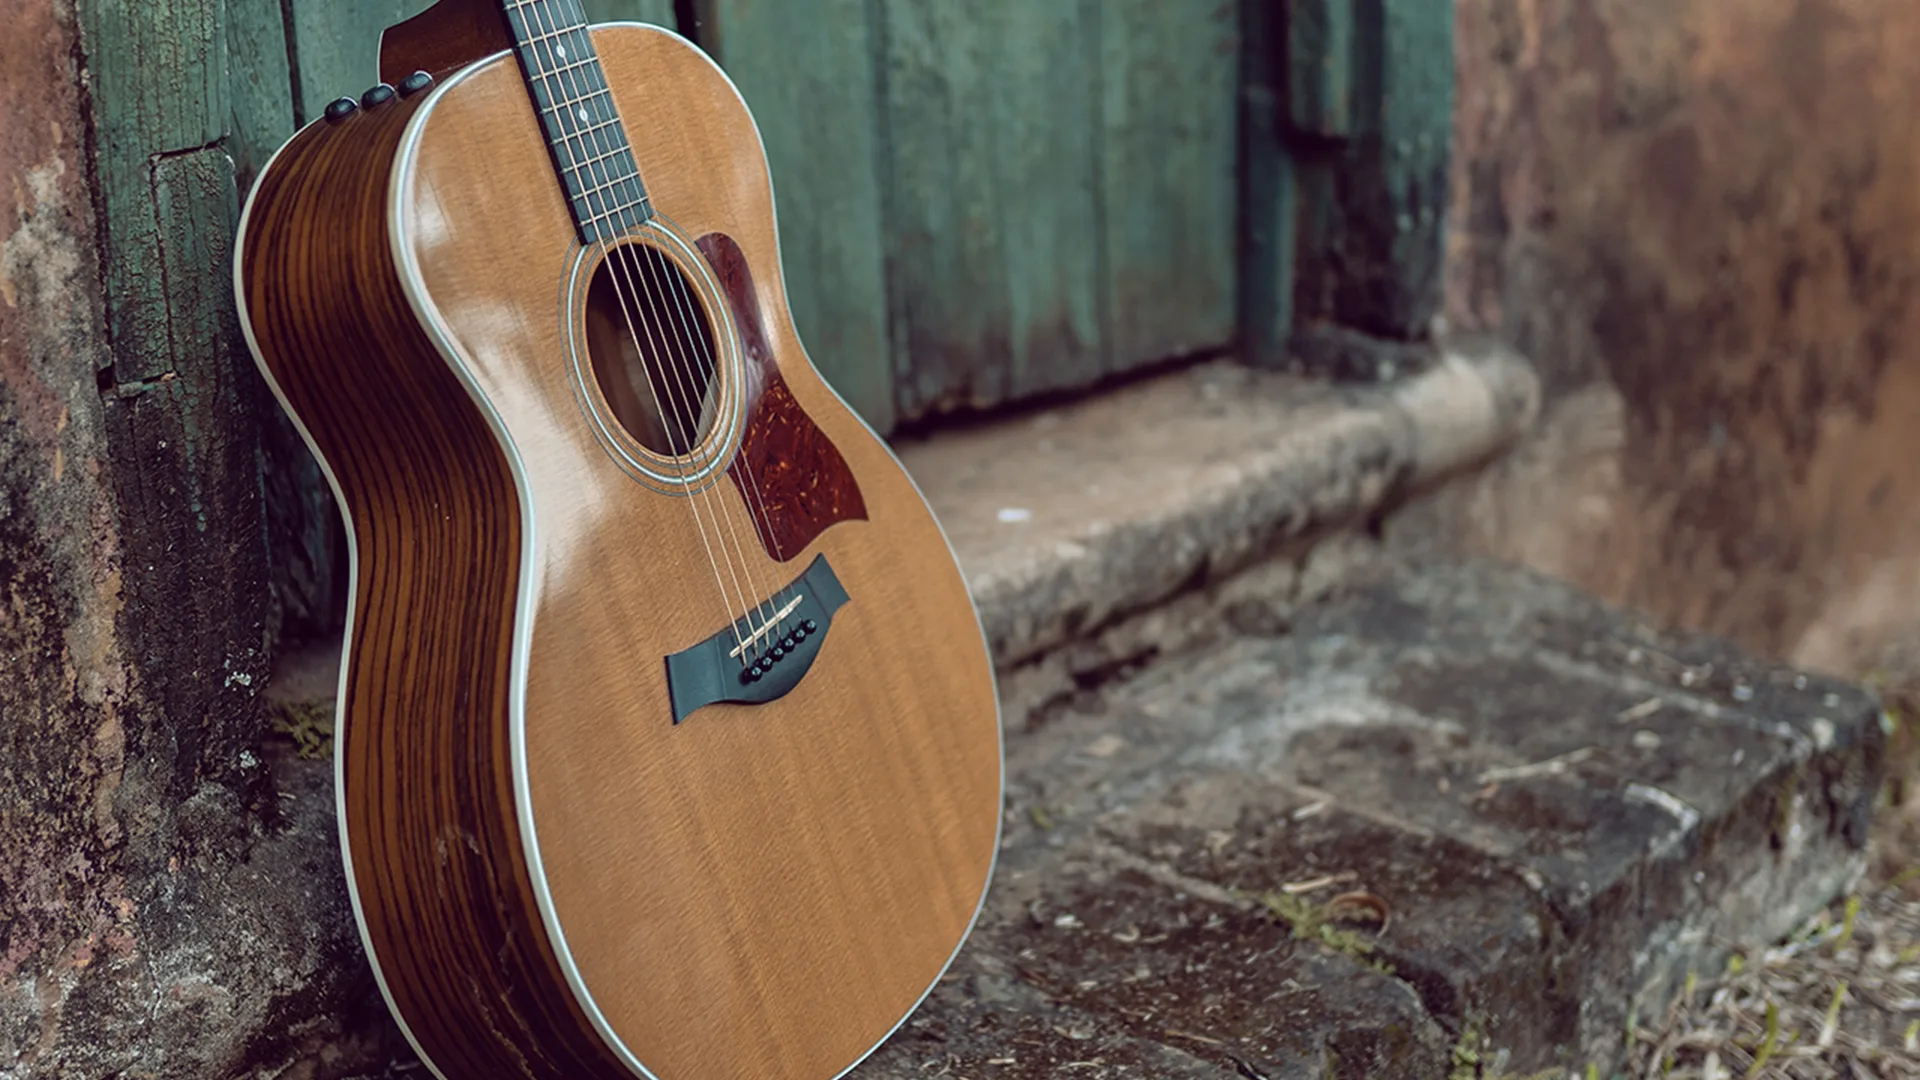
[500,0,653,243]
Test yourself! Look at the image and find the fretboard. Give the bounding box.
[501,0,653,244]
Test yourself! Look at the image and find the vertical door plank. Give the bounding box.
[1288,0,1452,342]
[1240,0,1301,368]
[1100,0,1240,371]
[1373,0,1451,339]
[582,0,676,26]
[702,0,895,432]
[76,0,275,783]
[878,0,1104,421]
[226,0,296,190]
[81,0,229,383]
[154,150,245,377]
[288,0,432,122]
[1288,0,1355,138]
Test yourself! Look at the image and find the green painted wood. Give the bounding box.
[1101,0,1240,369]
[226,0,297,191]
[581,0,676,26]
[1287,0,1354,138]
[700,0,894,432]
[81,0,229,383]
[75,0,275,779]
[1374,0,1451,337]
[1288,0,1451,344]
[226,0,297,189]
[1239,0,1299,368]
[288,0,432,122]
[154,150,245,379]
[878,0,1104,420]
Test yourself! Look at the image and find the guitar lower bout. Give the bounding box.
[239,10,1003,1080]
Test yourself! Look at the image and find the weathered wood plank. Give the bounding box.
[581,0,675,26]
[289,0,432,122]
[226,0,297,190]
[81,0,230,383]
[226,0,340,633]
[701,0,894,432]
[1240,0,1300,368]
[1288,0,1355,138]
[76,0,279,788]
[1374,0,1451,337]
[1100,0,1240,369]
[1289,0,1451,343]
[154,150,245,378]
[878,0,1104,420]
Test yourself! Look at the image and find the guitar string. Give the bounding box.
[540,0,788,660]
[544,0,798,662]
[635,181,801,629]
[618,240,791,654]
[514,0,759,655]
[550,0,802,618]
[591,79,802,638]
[534,0,792,664]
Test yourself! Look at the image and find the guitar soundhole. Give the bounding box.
[583,243,720,457]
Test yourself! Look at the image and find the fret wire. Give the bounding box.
[559,141,635,196]
[571,161,642,204]
[506,0,652,238]
[561,123,622,167]
[537,85,614,115]
[565,141,632,174]
[549,115,622,139]
[542,55,600,80]
[578,177,646,227]
[529,37,595,78]
[534,64,606,99]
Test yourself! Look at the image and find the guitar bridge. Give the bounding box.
[663,553,849,724]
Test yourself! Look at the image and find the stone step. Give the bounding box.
[847,553,1882,1078]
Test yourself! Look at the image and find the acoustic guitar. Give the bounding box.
[232,2,1003,1077]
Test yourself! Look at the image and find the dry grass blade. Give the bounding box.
[1628,887,1920,1078]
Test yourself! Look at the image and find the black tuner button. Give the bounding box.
[739,667,757,685]
[791,627,808,643]
[803,619,818,633]
[323,96,358,123]
[361,82,396,109]
[398,70,434,96]
[770,646,786,661]
[780,634,796,650]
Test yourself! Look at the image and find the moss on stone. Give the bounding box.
[269,699,334,759]
[1258,889,1396,976]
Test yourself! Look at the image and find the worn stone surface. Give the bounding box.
[1428,0,1920,682]
[844,552,1882,1078]
[896,341,1537,670]
[0,3,384,1077]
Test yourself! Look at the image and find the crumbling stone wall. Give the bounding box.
[1423,0,1920,677]
[0,3,385,1076]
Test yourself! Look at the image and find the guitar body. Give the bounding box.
[234,8,1001,1080]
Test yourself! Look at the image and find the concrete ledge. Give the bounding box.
[896,337,1539,670]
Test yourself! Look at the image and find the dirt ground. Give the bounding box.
[1624,683,1920,1079]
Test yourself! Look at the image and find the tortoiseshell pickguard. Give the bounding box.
[696,231,867,561]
